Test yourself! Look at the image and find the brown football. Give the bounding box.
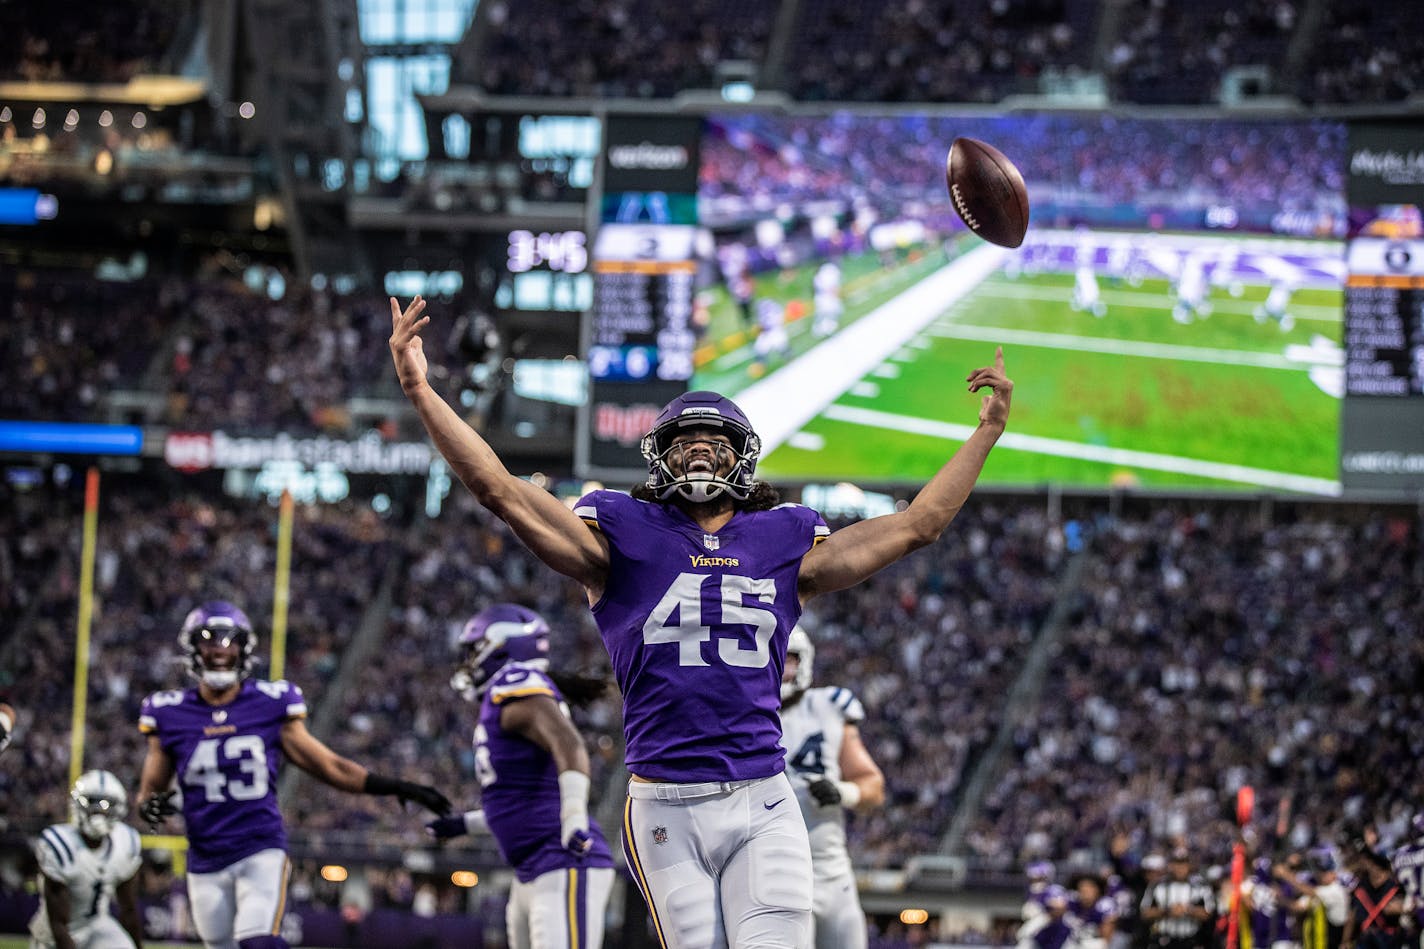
[946,137,1030,248]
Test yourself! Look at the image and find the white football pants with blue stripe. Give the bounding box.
[623,771,812,949]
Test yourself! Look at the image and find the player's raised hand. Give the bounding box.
[966,346,1012,428]
[389,295,431,395]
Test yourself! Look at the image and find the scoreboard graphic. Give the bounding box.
[1339,122,1424,492]
[581,115,704,479]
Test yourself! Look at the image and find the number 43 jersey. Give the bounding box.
[139,679,306,872]
[576,489,829,782]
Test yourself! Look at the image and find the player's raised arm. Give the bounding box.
[799,346,1012,600]
[279,717,451,815]
[390,295,609,591]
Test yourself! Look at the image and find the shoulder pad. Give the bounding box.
[488,664,558,705]
[254,679,308,718]
[826,686,866,724]
[36,825,78,879]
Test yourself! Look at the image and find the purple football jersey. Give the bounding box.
[139,679,305,874]
[574,490,830,781]
[476,663,613,883]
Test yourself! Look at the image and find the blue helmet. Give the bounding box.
[641,391,761,502]
[179,601,256,689]
[451,603,551,701]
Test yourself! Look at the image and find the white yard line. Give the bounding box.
[968,281,1342,322]
[737,244,1010,454]
[926,323,1341,369]
[821,404,1341,496]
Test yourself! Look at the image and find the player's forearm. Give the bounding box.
[138,750,173,801]
[901,420,1004,545]
[313,755,368,793]
[846,771,885,812]
[405,381,516,506]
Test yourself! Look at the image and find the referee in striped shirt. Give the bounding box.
[1141,848,1216,949]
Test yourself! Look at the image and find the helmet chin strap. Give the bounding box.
[673,473,727,503]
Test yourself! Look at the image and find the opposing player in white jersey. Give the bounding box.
[751,297,790,378]
[1070,237,1106,318]
[30,770,145,949]
[391,294,1013,949]
[778,626,885,949]
[811,260,844,339]
[1172,252,1210,324]
[1254,279,1296,332]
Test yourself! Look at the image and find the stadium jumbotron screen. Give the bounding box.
[692,112,1348,494]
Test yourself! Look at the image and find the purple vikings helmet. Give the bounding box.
[1413,812,1424,841]
[451,604,551,701]
[641,391,761,503]
[179,601,257,689]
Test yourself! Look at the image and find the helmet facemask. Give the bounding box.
[180,602,257,689]
[71,770,127,841]
[781,626,815,701]
[642,392,761,503]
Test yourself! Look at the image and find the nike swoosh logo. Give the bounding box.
[764,798,786,810]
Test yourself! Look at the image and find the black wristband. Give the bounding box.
[363,773,404,796]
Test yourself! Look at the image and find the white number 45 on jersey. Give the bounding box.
[643,573,777,668]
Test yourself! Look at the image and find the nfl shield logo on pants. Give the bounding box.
[652,826,669,845]
[702,534,719,551]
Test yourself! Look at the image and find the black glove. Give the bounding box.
[139,789,180,829]
[807,778,843,807]
[364,773,452,815]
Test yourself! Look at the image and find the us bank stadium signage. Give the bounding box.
[164,431,433,475]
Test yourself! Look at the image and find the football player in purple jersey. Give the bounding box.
[425,603,616,949]
[136,601,451,949]
[390,295,1013,949]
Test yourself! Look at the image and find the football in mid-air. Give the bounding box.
[946,137,1030,248]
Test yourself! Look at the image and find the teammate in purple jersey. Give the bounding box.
[390,294,1014,949]
[136,601,451,949]
[425,604,615,949]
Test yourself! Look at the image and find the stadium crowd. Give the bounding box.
[700,112,1345,237]
[460,0,1424,106]
[966,501,1422,878]
[465,0,779,98]
[786,0,1093,104]
[0,0,186,83]
[0,272,426,434]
